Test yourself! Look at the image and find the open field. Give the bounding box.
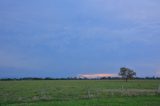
[0,80,160,106]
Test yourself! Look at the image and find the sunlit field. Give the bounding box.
[0,80,160,106]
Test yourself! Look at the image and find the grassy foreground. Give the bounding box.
[0,80,160,106]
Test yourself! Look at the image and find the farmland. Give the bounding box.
[0,80,160,106]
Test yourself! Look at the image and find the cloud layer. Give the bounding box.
[0,0,160,78]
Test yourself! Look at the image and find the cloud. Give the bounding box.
[85,0,160,23]
[79,73,117,79]
[0,0,160,77]
[155,70,160,77]
[154,67,160,77]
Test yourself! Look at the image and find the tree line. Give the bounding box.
[0,76,160,81]
[0,67,159,81]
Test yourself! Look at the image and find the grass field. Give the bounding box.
[0,80,160,106]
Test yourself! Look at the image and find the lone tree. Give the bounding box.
[119,67,136,82]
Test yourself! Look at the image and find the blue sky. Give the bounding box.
[0,0,160,78]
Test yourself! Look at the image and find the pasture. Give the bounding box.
[0,80,160,106]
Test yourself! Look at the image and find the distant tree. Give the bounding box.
[119,67,136,82]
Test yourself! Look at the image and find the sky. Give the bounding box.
[0,0,160,78]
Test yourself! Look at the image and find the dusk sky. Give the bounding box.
[0,0,160,78]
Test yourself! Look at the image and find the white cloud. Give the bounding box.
[79,73,117,79]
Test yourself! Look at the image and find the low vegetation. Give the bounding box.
[0,80,160,106]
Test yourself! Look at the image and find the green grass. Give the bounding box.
[5,96,160,106]
[0,80,160,106]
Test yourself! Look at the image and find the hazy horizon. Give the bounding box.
[0,0,160,78]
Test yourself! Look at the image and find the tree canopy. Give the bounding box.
[119,67,136,82]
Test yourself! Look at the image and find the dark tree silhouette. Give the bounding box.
[119,67,136,82]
